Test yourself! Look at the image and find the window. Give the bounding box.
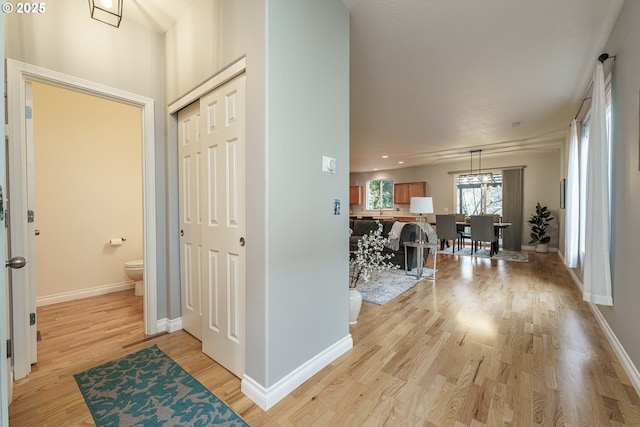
[366,179,394,210]
[456,173,502,216]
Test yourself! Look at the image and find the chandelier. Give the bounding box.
[459,150,493,184]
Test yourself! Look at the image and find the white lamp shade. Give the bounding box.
[409,197,433,214]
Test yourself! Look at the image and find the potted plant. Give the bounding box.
[528,203,554,253]
[349,222,397,324]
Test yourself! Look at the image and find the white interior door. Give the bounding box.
[200,74,246,378]
[178,101,203,340]
[25,82,37,364]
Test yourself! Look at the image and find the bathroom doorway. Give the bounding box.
[29,81,145,307]
[7,60,158,379]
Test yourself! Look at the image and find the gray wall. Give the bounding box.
[589,0,640,372]
[350,150,563,248]
[164,0,259,324]
[265,0,350,386]
[165,0,350,388]
[5,0,168,318]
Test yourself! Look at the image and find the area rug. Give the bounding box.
[439,246,529,262]
[74,345,248,427]
[356,268,436,305]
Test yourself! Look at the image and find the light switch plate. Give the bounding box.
[322,156,336,173]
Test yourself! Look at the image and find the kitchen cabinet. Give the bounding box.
[349,186,362,205]
[394,182,426,204]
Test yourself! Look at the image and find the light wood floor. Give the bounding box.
[9,252,640,426]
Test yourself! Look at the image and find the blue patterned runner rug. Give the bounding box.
[74,345,249,427]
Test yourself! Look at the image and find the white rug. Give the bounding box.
[355,268,436,305]
[439,246,529,262]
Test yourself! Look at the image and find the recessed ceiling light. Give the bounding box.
[381,155,389,159]
[398,161,405,164]
[373,168,379,171]
[512,121,521,127]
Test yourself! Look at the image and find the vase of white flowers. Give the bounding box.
[349,222,398,324]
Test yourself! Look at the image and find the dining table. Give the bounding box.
[430,221,512,254]
[456,221,511,254]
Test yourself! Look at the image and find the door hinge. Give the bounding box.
[30,312,36,326]
[27,210,35,223]
[6,339,11,358]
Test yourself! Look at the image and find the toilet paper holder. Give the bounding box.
[108,237,127,246]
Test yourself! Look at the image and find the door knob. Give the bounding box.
[239,237,246,247]
[35,229,41,236]
[5,256,27,269]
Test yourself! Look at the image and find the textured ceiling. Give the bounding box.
[343,0,624,172]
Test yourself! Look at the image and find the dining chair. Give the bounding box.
[470,215,499,256]
[436,214,460,252]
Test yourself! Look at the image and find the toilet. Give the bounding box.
[124,259,144,296]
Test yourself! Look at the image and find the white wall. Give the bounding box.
[585,0,640,373]
[351,150,563,248]
[32,82,143,301]
[5,0,168,317]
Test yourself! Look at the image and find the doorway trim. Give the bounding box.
[6,59,158,379]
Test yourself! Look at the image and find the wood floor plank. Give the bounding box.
[8,252,640,426]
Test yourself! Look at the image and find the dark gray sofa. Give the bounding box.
[349,219,425,270]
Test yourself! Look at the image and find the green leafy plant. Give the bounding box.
[528,203,554,245]
[349,222,398,288]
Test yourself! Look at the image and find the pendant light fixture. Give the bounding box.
[88,0,123,28]
[459,150,493,184]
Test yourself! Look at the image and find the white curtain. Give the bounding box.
[564,120,580,267]
[583,63,613,306]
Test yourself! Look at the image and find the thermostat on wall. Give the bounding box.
[322,156,336,174]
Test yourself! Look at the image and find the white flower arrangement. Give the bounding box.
[349,222,398,288]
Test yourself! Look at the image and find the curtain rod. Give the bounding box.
[573,52,616,122]
[574,81,593,121]
[448,165,527,175]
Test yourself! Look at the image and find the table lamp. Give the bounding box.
[409,197,433,243]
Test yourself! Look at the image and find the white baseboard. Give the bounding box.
[36,281,135,307]
[157,317,183,333]
[565,265,640,397]
[241,334,353,411]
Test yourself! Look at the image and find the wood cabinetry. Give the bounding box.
[349,186,362,205]
[394,182,426,204]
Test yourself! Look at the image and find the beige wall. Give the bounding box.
[350,149,563,248]
[32,82,143,301]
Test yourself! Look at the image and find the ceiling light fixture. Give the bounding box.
[398,161,405,164]
[381,155,389,159]
[88,0,123,28]
[459,150,492,185]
